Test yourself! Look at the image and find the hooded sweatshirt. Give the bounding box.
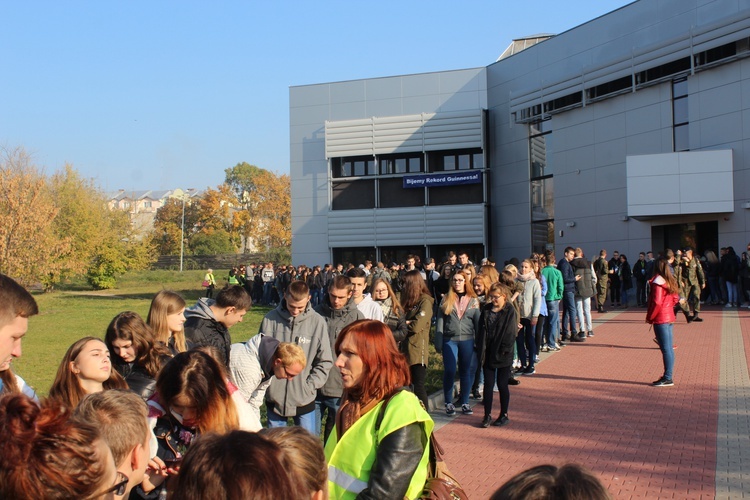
[314,295,365,398]
[356,293,384,321]
[184,298,231,367]
[260,299,333,417]
[228,334,280,421]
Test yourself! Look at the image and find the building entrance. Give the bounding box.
[651,221,718,256]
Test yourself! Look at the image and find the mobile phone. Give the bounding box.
[163,457,182,468]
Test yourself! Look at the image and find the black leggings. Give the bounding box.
[482,366,511,417]
[410,364,428,408]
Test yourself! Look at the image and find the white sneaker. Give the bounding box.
[725,303,733,308]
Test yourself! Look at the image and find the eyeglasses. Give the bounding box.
[489,295,503,300]
[452,278,465,283]
[99,471,129,497]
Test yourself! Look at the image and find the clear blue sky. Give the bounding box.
[1,1,633,192]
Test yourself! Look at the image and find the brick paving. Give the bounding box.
[429,305,744,499]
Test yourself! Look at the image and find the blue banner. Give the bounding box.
[402,171,482,189]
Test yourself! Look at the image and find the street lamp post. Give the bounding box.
[180,193,186,272]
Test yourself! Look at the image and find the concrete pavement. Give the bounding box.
[430,306,749,499]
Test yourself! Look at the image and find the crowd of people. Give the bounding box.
[4,241,747,498]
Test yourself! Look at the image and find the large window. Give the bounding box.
[332,247,376,268]
[428,182,483,206]
[529,120,554,252]
[379,154,423,175]
[429,149,483,172]
[331,180,375,210]
[332,156,376,178]
[672,78,689,152]
[329,148,485,210]
[379,178,425,208]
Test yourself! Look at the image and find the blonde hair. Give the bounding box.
[275,342,307,368]
[147,290,188,352]
[441,273,478,315]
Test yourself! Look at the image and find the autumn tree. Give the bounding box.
[48,165,155,289]
[224,162,291,252]
[150,197,200,256]
[0,147,70,287]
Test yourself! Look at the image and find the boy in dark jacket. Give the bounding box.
[184,286,252,367]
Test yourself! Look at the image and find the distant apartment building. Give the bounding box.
[107,188,202,236]
[290,0,750,266]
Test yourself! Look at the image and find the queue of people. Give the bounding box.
[6,239,747,498]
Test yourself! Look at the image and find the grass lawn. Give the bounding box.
[14,269,445,399]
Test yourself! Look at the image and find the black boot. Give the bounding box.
[692,313,703,322]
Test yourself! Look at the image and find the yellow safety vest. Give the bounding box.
[325,391,434,499]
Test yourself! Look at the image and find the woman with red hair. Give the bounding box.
[325,319,433,499]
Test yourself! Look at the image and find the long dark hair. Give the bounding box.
[400,270,432,310]
[105,311,172,377]
[654,257,679,294]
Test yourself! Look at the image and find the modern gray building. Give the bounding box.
[290,0,750,266]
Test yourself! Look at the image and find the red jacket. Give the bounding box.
[646,276,679,324]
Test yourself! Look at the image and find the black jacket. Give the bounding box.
[113,354,171,402]
[114,362,157,401]
[184,298,231,367]
[475,302,517,369]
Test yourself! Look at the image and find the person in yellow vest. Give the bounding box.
[203,268,216,298]
[325,319,433,499]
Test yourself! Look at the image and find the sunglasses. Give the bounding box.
[100,471,129,497]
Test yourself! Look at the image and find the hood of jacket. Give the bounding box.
[316,294,360,321]
[184,298,217,321]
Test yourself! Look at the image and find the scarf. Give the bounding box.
[335,391,380,438]
[516,270,535,282]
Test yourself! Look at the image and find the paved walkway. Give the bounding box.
[430,305,750,499]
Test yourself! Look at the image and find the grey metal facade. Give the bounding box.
[290,0,750,266]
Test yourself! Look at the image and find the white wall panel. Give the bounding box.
[626,150,734,216]
[327,205,484,248]
[325,110,483,158]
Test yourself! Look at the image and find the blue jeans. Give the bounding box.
[262,282,274,305]
[442,338,477,406]
[561,290,577,338]
[621,286,630,306]
[654,323,674,380]
[544,299,560,348]
[707,277,721,303]
[727,282,739,304]
[315,395,340,441]
[516,318,537,369]
[266,406,318,435]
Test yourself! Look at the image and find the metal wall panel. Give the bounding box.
[328,204,485,247]
[325,110,483,158]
